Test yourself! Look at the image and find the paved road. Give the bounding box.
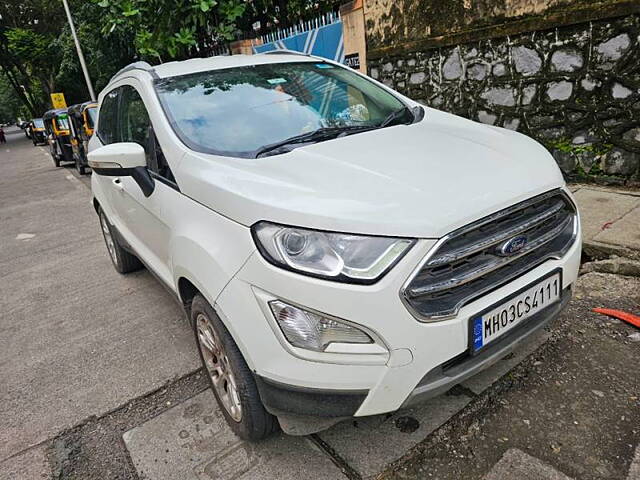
[0,130,199,465]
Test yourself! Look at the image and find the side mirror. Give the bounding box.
[88,142,155,197]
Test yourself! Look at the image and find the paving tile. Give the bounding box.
[593,207,640,250]
[483,448,572,480]
[123,391,344,480]
[461,330,551,395]
[572,188,640,242]
[317,328,550,477]
[0,446,50,480]
[318,394,472,478]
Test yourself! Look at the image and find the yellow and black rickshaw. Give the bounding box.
[68,102,97,175]
[29,118,47,146]
[43,108,74,167]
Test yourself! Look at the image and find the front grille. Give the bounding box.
[402,190,577,321]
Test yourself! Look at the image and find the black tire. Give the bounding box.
[53,155,61,167]
[192,294,278,441]
[78,164,86,175]
[98,208,143,274]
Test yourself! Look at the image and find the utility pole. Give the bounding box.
[61,0,97,101]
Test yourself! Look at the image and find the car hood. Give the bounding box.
[179,108,565,238]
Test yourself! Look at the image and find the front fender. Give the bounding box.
[169,206,256,310]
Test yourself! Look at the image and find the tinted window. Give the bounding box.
[97,88,120,144]
[154,61,406,157]
[119,85,175,183]
[119,86,151,148]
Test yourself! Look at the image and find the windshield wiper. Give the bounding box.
[254,125,375,158]
[379,105,423,128]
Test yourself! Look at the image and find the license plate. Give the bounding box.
[471,272,561,352]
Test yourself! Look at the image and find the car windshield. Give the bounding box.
[154,61,406,157]
[55,115,70,130]
[33,119,44,129]
[86,107,97,128]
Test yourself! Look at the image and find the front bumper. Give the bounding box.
[403,286,570,407]
[215,214,581,419]
[250,287,570,418]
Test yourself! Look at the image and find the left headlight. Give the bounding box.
[252,221,415,283]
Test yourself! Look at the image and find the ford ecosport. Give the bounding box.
[89,52,581,440]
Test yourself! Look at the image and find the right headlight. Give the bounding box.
[252,221,415,283]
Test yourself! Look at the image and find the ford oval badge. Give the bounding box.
[498,235,528,256]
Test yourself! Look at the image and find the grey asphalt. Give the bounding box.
[0,130,199,465]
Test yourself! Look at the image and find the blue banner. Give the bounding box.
[254,21,344,63]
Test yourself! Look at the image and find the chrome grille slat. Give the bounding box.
[401,190,577,321]
[426,200,566,267]
[407,214,573,297]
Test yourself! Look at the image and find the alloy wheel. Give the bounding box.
[99,212,118,267]
[196,313,243,422]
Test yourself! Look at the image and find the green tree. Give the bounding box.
[0,0,70,114]
[238,0,339,35]
[0,0,136,114]
[93,0,246,63]
[0,74,27,123]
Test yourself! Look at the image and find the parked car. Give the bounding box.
[43,109,74,167]
[29,118,47,145]
[89,54,582,441]
[68,101,98,174]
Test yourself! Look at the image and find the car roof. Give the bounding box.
[110,52,318,84]
[43,108,69,120]
[68,101,97,116]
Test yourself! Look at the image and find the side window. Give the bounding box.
[119,85,176,184]
[119,86,151,148]
[97,88,120,145]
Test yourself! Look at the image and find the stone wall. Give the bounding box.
[367,13,640,183]
[364,0,623,53]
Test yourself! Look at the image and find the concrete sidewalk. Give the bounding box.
[570,184,640,261]
[0,128,199,473]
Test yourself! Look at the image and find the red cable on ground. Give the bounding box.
[592,308,640,329]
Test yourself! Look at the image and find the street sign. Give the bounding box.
[344,53,361,70]
[51,93,67,109]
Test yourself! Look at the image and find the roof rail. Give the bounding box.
[109,61,155,84]
[262,49,310,57]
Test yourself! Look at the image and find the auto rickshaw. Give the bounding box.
[17,120,32,139]
[30,118,47,146]
[43,109,73,167]
[67,102,97,175]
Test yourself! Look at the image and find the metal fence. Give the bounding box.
[253,12,344,63]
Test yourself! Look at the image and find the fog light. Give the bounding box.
[268,300,373,352]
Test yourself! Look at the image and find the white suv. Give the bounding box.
[89,52,581,440]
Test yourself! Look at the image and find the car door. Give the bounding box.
[109,83,175,286]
